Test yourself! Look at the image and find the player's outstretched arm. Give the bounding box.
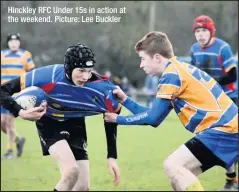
[104,108,121,186]
[104,98,172,128]
[113,86,149,114]
[123,96,150,114]
[104,117,119,159]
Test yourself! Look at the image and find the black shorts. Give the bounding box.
[35,116,88,160]
[185,137,226,172]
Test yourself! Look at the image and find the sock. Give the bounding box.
[53,188,58,191]
[185,180,204,191]
[226,172,237,183]
[15,135,20,143]
[7,143,14,151]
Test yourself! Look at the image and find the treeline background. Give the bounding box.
[1,1,238,87]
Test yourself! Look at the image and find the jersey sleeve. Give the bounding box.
[220,44,237,72]
[116,97,172,127]
[20,65,55,90]
[24,51,35,71]
[156,70,182,100]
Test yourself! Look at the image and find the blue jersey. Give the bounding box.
[190,38,237,99]
[20,64,120,120]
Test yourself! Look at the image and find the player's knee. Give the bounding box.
[6,124,15,135]
[163,157,179,177]
[6,118,14,130]
[62,164,80,184]
[163,158,172,175]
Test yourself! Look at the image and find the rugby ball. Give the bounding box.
[14,86,47,110]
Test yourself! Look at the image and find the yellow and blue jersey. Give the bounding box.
[116,56,237,168]
[1,48,35,84]
[190,38,237,99]
[156,56,238,134]
[20,64,121,120]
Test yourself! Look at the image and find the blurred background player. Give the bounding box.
[143,75,159,107]
[104,69,121,87]
[104,69,114,83]
[120,76,133,98]
[1,33,35,160]
[190,15,238,191]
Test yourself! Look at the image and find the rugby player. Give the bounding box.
[1,43,121,191]
[1,33,35,159]
[190,15,238,191]
[104,31,238,191]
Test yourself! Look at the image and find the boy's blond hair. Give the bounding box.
[135,31,174,59]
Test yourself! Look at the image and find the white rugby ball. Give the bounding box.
[14,86,47,110]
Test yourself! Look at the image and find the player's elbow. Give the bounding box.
[151,121,160,128]
[143,122,158,128]
[147,117,160,128]
[151,124,159,128]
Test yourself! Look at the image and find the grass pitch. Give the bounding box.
[1,110,225,191]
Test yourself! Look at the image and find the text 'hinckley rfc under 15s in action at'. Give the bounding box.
[8,6,125,23]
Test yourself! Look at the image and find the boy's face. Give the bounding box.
[8,39,20,51]
[72,67,93,86]
[194,28,211,47]
[138,50,164,76]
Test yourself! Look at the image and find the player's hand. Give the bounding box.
[107,158,120,186]
[113,86,127,103]
[18,101,47,121]
[104,113,118,123]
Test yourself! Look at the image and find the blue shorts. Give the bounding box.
[195,128,238,169]
[1,106,10,114]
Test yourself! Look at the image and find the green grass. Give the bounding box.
[1,109,225,191]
